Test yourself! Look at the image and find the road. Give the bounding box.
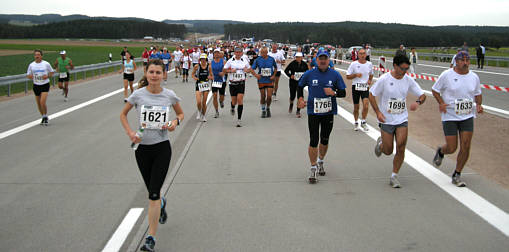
[0,66,508,251]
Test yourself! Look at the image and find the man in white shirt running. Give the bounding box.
[268,44,285,101]
[346,49,373,131]
[26,49,54,125]
[369,54,426,188]
[431,51,483,187]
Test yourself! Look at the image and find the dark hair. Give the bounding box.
[139,59,165,89]
[34,49,43,56]
[393,54,411,66]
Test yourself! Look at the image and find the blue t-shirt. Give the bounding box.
[161,52,171,62]
[311,57,334,68]
[298,68,346,115]
[150,52,161,60]
[211,58,225,82]
[251,56,277,84]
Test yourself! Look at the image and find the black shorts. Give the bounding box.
[183,68,189,75]
[135,140,172,200]
[275,71,281,77]
[380,121,408,134]
[351,85,369,104]
[123,73,135,81]
[308,114,334,147]
[442,117,474,136]
[58,72,70,82]
[33,83,50,96]
[229,82,245,96]
[195,81,211,92]
[212,82,227,95]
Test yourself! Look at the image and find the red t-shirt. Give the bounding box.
[142,51,149,59]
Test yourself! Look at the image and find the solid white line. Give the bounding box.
[297,69,509,237]
[0,69,176,141]
[418,63,509,76]
[334,105,509,237]
[102,208,144,252]
[421,72,439,77]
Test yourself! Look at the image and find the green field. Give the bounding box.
[0,43,175,96]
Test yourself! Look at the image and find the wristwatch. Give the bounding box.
[416,100,422,105]
[176,118,181,126]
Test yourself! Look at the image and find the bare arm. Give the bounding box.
[120,102,140,143]
[369,93,385,123]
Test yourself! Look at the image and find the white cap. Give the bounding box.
[60,50,66,55]
[163,47,167,50]
[214,48,221,53]
[200,53,207,59]
[295,52,303,57]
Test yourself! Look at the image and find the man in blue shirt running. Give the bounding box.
[252,47,278,118]
[297,50,346,183]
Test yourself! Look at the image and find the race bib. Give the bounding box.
[313,97,332,114]
[248,55,253,59]
[183,62,189,68]
[140,105,170,130]
[454,98,473,115]
[355,82,368,91]
[59,72,68,78]
[124,67,134,74]
[212,81,223,88]
[143,58,148,63]
[198,81,211,92]
[294,72,304,81]
[232,70,245,81]
[163,59,169,65]
[387,98,406,114]
[34,74,45,83]
[261,68,272,77]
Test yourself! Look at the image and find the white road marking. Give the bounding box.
[295,69,509,237]
[101,208,144,252]
[421,72,439,77]
[417,63,509,76]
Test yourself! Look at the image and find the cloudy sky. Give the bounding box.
[2,0,509,26]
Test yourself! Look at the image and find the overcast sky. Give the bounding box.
[2,0,509,26]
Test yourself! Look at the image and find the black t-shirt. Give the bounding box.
[246,50,257,64]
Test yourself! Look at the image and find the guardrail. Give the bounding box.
[371,50,509,67]
[0,59,143,96]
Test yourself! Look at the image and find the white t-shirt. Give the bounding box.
[268,51,285,71]
[27,60,54,85]
[173,50,183,62]
[347,61,374,85]
[451,55,457,67]
[182,56,190,69]
[223,57,251,82]
[432,68,481,121]
[370,72,424,125]
[191,52,200,63]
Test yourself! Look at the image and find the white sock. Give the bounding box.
[317,157,323,163]
[311,165,317,170]
[361,119,366,124]
[391,172,398,178]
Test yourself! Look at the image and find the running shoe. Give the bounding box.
[308,167,318,184]
[236,120,242,127]
[266,108,271,118]
[40,117,45,125]
[390,175,401,188]
[261,110,266,118]
[220,101,224,108]
[288,103,293,113]
[361,122,369,132]
[64,97,68,102]
[296,111,301,118]
[433,147,443,167]
[196,113,201,120]
[214,111,219,118]
[452,173,466,187]
[273,93,278,101]
[159,197,167,224]
[140,236,155,251]
[202,115,207,122]
[354,122,360,131]
[43,117,49,126]
[317,161,326,176]
[375,137,382,157]
[231,108,235,116]
[124,98,127,103]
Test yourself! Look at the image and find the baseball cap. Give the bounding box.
[60,50,66,55]
[200,53,207,59]
[213,48,221,53]
[295,52,303,57]
[317,50,329,58]
[455,51,470,60]
[234,47,243,52]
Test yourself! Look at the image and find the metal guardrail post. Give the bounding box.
[25,79,28,94]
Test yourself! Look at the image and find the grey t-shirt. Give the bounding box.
[127,87,181,145]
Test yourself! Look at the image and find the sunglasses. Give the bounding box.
[397,65,409,72]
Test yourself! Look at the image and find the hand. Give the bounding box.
[323,87,336,96]
[439,103,448,113]
[243,67,249,72]
[368,79,372,85]
[128,130,141,143]
[193,76,198,81]
[356,73,362,78]
[162,121,177,132]
[42,75,48,80]
[219,72,224,77]
[297,98,306,109]
[376,111,386,123]
[255,74,261,80]
[477,104,483,114]
[410,102,418,111]
[290,75,295,80]
[270,75,275,81]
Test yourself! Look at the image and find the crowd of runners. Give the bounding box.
[25,40,483,251]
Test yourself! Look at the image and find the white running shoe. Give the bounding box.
[196,113,201,120]
[361,122,369,132]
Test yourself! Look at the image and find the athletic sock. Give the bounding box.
[311,165,317,170]
[237,105,243,120]
[317,157,323,163]
[231,102,235,109]
[261,104,266,111]
[361,119,366,124]
[391,172,398,178]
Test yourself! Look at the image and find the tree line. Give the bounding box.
[0,19,187,39]
[224,22,509,48]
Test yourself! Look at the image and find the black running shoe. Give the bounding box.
[159,197,167,224]
[266,108,271,118]
[140,236,155,251]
